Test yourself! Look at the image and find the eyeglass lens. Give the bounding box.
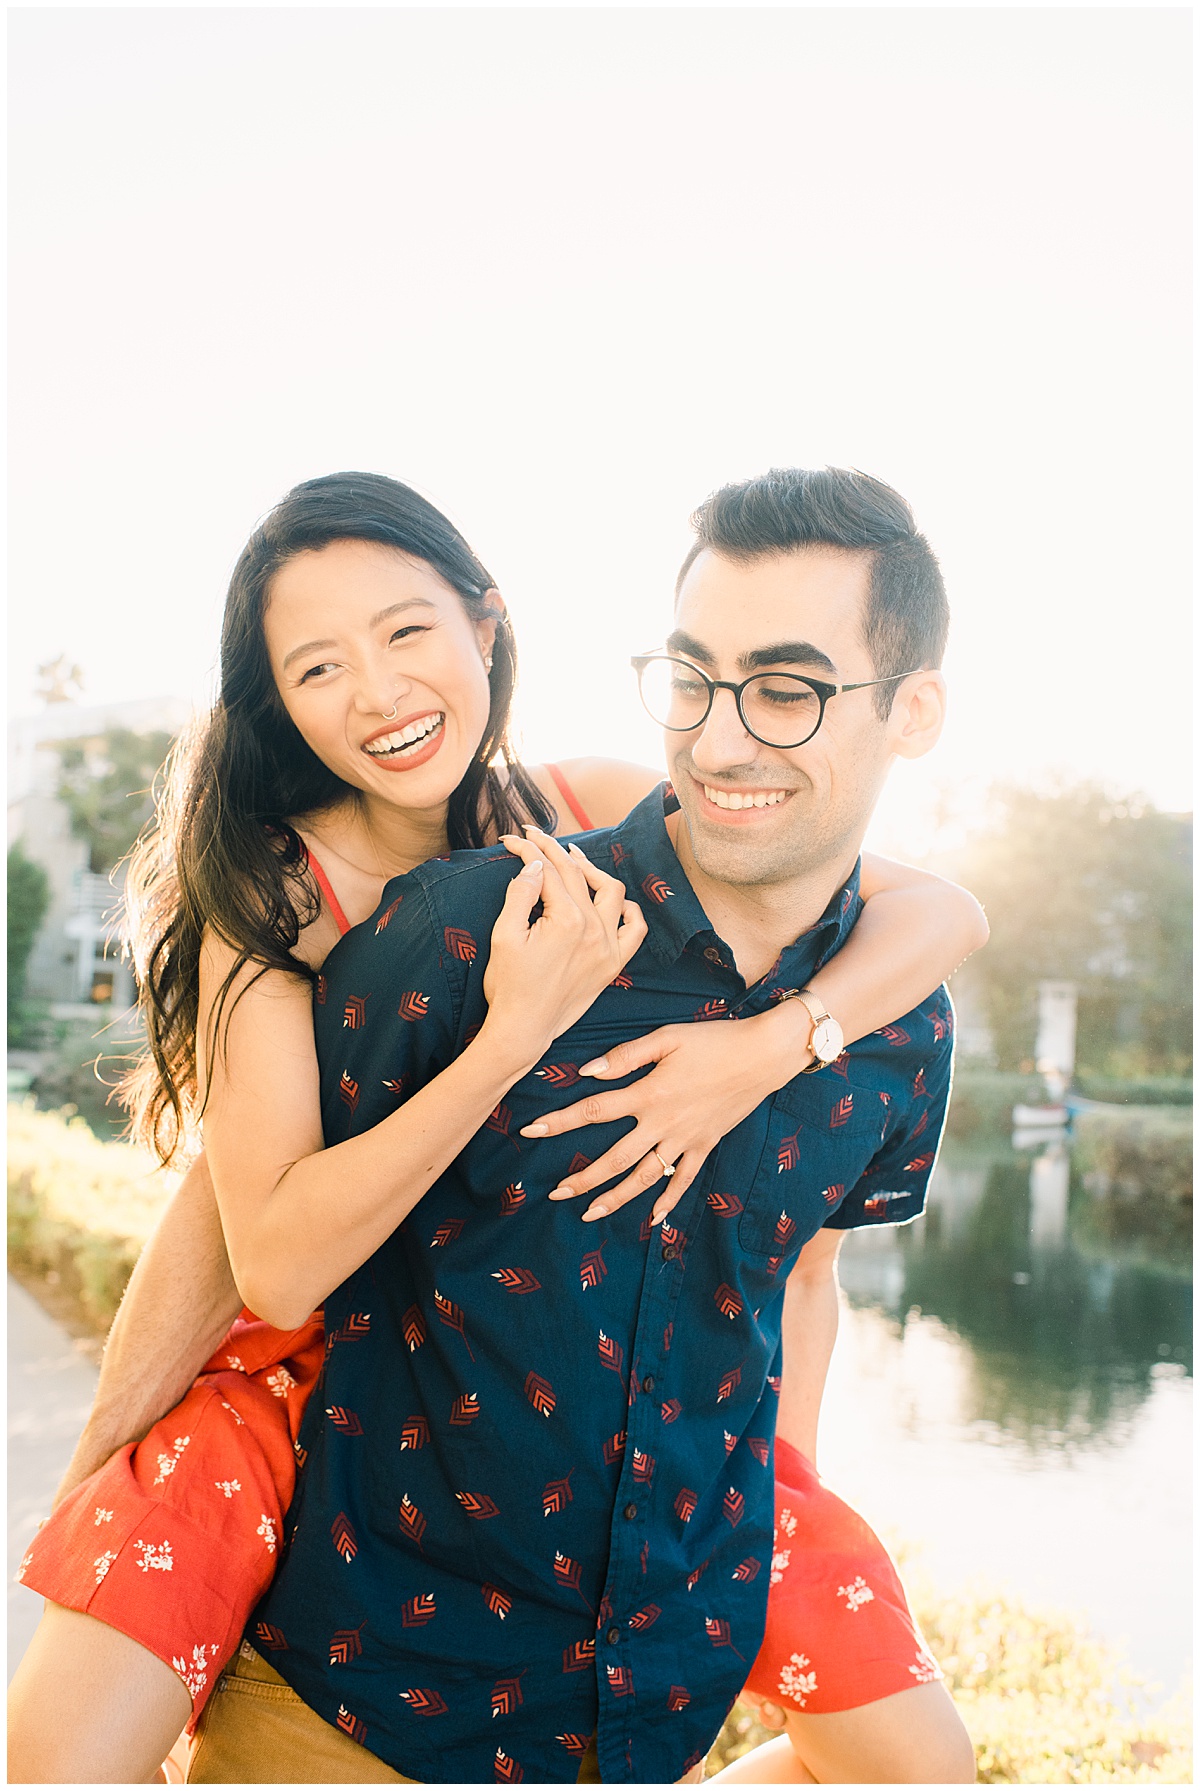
[637,658,824,748]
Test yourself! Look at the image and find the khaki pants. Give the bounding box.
[186,1644,611,1783]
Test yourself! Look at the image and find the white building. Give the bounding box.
[8,696,192,1016]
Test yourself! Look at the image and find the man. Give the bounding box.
[188,466,956,1783]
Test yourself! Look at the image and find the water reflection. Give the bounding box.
[838,1139,1193,1453]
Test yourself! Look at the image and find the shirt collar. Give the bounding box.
[606,782,862,984]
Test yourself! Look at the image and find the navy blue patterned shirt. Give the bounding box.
[252,786,954,1784]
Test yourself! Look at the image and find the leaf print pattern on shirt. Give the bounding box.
[434,1290,474,1360]
[491,1673,525,1717]
[329,1622,366,1665]
[482,1583,512,1620]
[579,1242,607,1289]
[597,1330,624,1376]
[542,1473,574,1516]
[400,1687,449,1715]
[523,1372,555,1416]
[331,1513,356,1562]
[400,1594,437,1627]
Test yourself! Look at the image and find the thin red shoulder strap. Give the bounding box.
[546,762,595,832]
[306,847,353,937]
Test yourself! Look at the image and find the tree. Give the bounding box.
[954,784,1192,1075]
[8,843,50,1038]
[56,729,176,875]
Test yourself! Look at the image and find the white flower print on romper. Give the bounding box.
[837,1574,875,1612]
[910,1640,942,1683]
[172,1643,221,1701]
[771,1506,799,1585]
[134,1537,175,1573]
[153,1434,192,1487]
[778,1653,818,1706]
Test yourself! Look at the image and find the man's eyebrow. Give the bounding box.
[281,599,437,669]
[665,629,715,664]
[737,641,838,678]
[665,630,838,679]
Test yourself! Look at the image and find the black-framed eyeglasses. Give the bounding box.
[631,653,925,750]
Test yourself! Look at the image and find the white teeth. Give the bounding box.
[703,784,788,810]
[365,714,444,756]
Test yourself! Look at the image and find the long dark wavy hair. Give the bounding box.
[121,472,555,1164]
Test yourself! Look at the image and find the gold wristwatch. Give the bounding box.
[786,987,845,1072]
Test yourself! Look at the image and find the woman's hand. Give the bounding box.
[480,830,646,1071]
[518,1006,813,1223]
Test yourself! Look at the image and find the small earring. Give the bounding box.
[484,657,493,672]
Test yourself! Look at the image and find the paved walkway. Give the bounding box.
[7,1277,100,1679]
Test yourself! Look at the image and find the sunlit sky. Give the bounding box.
[9,8,1192,856]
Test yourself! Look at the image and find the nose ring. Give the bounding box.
[381,703,399,721]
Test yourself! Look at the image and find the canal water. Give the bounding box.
[818,1133,1192,1692]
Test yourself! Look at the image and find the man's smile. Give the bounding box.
[685,767,798,821]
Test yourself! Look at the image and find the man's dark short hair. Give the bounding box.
[678,467,949,716]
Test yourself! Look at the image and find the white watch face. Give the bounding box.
[811,1016,844,1063]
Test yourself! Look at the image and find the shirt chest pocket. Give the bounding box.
[737,1077,888,1259]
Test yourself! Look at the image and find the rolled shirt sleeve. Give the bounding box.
[825,987,956,1231]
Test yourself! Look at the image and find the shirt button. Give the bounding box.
[662,1244,678,1262]
[606,1626,621,1646]
[642,1375,655,1394]
[623,1502,638,1521]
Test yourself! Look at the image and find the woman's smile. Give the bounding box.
[361,709,447,771]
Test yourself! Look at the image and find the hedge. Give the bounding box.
[7,1101,177,1334]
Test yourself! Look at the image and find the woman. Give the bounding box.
[9,472,985,1783]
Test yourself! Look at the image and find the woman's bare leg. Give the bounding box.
[7,1602,191,1784]
[709,1683,974,1785]
[710,1733,817,1783]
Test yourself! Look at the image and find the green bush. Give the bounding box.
[1071,1109,1192,1257]
[7,1101,177,1333]
[946,1071,1195,1142]
[1074,1075,1192,1108]
[29,1025,139,1141]
[8,843,50,1045]
[945,1070,1047,1139]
